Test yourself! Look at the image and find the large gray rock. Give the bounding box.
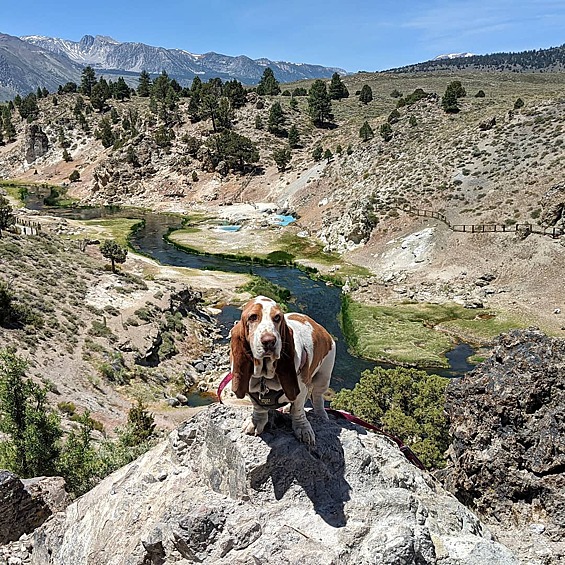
[540,184,565,228]
[23,124,49,164]
[0,471,70,544]
[29,405,516,564]
[442,329,565,562]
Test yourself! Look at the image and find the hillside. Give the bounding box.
[0,223,249,434]
[1,69,564,339]
[388,43,565,73]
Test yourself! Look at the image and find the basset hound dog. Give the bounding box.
[230,296,335,445]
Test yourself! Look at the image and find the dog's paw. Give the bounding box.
[242,416,266,436]
[293,420,316,445]
[314,408,329,420]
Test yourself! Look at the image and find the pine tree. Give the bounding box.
[223,79,247,109]
[288,124,300,148]
[272,147,291,171]
[114,77,131,101]
[441,88,459,113]
[91,79,111,112]
[514,98,525,109]
[267,101,285,135]
[80,66,97,96]
[99,240,128,272]
[123,399,155,445]
[289,96,298,111]
[308,80,333,127]
[328,72,349,100]
[206,130,259,172]
[447,80,466,98]
[137,70,152,97]
[359,84,373,104]
[359,121,374,141]
[324,148,333,162]
[312,145,323,161]
[380,122,393,141]
[256,68,280,96]
[95,117,115,148]
[3,112,16,142]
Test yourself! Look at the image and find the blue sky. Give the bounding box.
[3,1,565,71]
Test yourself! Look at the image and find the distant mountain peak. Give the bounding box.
[434,52,475,60]
[17,33,345,87]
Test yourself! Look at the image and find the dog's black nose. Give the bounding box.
[261,333,276,350]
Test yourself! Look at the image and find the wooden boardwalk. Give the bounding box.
[397,203,563,239]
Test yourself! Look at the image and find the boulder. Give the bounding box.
[540,184,565,228]
[23,125,49,164]
[442,329,565,551]
[0,472,70,544]
[28,405,517,564]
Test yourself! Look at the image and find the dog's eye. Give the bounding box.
[248,314,258,322]
[273,314,281,323]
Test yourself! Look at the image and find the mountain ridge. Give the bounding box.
[387,43,565,73]
[20,33,346,84]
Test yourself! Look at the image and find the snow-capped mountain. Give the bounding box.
[21,34,346,84]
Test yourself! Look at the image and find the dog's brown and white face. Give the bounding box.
[245,296,284,361]
[230,296,299,402]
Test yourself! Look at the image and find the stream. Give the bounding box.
[36,205,475,390]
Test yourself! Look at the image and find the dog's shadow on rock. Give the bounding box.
[248,411,354,527]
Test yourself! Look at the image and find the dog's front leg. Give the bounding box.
[291,387,315,445]
[243,405,269,436]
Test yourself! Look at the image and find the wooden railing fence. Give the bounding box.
[396,202,563,239]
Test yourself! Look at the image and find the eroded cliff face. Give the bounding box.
[28,405,517,565]
[442,329,565,562]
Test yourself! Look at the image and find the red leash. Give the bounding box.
[216,372,426,470]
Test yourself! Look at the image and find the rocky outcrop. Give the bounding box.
[23,124,49,163]
[442,329,565,560]
[540,184,565,228]
[27,405,517,564]
[319,202,374,252]
[0,472,70,544]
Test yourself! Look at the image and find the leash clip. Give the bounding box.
[259,377,270,398]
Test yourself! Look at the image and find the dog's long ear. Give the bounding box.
[230,320,253,399]
[277,317,300,401]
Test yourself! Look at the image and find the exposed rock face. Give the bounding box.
[320,202,374,252]
[23,124,49,163]
[442,330,565,544]
[540,184,565,228]
[0,471,70,544]
[29,405,517,564]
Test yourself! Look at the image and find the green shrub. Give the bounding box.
[57,401,77,416]
[239,276,291,309]
[158,332,177,360]
[88,320,114,339]
[331,366,450,469]
[0,349,62,477]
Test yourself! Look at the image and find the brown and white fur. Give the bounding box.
[230,296,335,445]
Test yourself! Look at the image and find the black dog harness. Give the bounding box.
[248,377,289,409]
